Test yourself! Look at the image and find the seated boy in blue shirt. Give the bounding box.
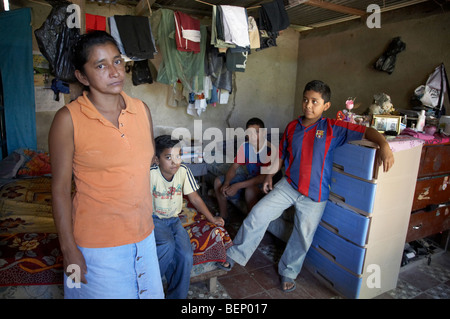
[214,118,274,220]
[151,135,224,299]
[218,80,394,293]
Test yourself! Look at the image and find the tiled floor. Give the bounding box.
[191,195,450,300]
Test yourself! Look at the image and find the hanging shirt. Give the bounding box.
[151,164,199,219]
[174,11,201,53]
[280,117,366,202]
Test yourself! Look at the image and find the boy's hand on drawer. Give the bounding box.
[377,143,394,172]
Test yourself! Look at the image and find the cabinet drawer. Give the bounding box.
[333,142,377,180]
[330,169,377,213]
[418,144,450,178]
[311,225,366,274]
[305,247,362,299]
[406,204,450,242]
[322,200,370,247]
[412,174,450,211]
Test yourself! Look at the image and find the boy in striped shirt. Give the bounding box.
[218,80,394,292]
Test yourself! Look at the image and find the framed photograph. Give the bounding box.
[372,115,402,134]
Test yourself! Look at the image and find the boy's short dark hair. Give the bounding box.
[246,117,265,129]
[155,135,181,158]
[303,80,331,103]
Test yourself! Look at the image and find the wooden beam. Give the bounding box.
[136,0,155,16]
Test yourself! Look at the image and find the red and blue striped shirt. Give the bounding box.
[280,117,366,202]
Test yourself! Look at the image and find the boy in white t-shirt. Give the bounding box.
[151,135,224,299]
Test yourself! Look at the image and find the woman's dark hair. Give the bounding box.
[155,135,182,158]
[246,117,265,129]
[72,30,119,73]
[303,80,331,103]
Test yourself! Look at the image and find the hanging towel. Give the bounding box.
[85,13,106,32]
[220,5,250,48]
[112,15,157,60]
[174,11,201,53]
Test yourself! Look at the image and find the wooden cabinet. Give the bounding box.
[304,139,423,299]
[406,143,450,243]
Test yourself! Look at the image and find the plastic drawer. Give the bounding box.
[333,142,377,180]
[330,169,377,213]
[305,247,362,299]
[321,200,370,246]
[311,225,366,274]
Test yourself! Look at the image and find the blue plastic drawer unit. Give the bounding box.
[306,140,423,298]
[321,200,370,247]
[330,169,377,213]
[305,247,362,299]
[333,142,377,180]
[310,225,366,275]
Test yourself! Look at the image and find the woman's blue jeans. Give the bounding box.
[227,177,327,280]
[153,215,193,299]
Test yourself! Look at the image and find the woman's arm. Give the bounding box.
[49,107,87,284]
[143,102,156,165]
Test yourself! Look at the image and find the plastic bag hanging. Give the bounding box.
[374,37,406,74]
[34,1,80,83]
[132,60,153,86]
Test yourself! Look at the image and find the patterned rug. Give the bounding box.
[0,232,63,286]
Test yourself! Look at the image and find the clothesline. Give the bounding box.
[194,0,261,10]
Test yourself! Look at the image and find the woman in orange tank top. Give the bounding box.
[49,31,163,299]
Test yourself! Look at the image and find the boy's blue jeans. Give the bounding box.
[227,177,327,280]
[153,215,193,299]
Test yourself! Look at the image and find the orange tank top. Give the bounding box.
[67,91,154,248]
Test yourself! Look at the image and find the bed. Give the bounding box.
[0,149,232,299]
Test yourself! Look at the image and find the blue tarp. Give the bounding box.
[0,8,37,157]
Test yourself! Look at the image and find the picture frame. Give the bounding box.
[372,115,402,134]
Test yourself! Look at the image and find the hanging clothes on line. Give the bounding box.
[205,29,232,92]
[174,11,201,53]
[258,0,290,33]
[110,15,157,61]
[85,13,106,32]
[108,16,130,61]
[211,5,235,51]
[248,16,260,49]
[220,5,250,49]
[257,0,289,51]
[156,9,206,94]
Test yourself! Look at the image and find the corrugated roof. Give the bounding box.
[113,0,432,31]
